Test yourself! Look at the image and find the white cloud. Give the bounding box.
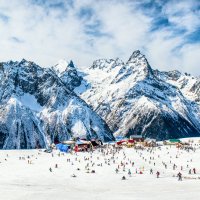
[164,0,200,33]
[0,0,199,75]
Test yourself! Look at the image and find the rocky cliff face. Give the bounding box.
[76,51,200,140]
[154,69,200,102]
[52,59,83,91]
[0,60,114,149]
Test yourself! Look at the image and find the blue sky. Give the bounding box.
[0,0,199,74]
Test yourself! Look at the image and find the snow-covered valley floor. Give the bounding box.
[1,139,200,200]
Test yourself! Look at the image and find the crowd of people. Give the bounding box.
[45,141,200,182]
[2,140,200,183]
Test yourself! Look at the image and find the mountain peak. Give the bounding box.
[53,59,76,74]
[129,50,141,57]
[18,59,38,69]
[127,50,146,64]
[20,58,28,63]
[90,58,124,71]
[68,60,75,68]
[118,50,154,80]
[54,59,69,73]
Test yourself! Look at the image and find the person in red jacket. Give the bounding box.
[75,145,79,153]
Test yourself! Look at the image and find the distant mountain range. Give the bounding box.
[0,50,200,149]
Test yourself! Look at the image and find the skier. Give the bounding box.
[156,171,160,178]
[177,172,182,181]
[128,169,131,177]
[122,176,126,180]
[49,167,52,172]
[150,169,153,174]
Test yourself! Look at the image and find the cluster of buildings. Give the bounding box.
[46,134,198,153]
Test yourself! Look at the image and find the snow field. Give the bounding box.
[0,139,200,200]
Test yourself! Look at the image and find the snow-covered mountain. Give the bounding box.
[76,50,200,140]
[52,59,83,91]
[154,69,200,102]
[1,51,199,148]
[0,60,114,149]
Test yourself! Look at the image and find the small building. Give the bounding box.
[130,135,144,142]
[163,139,181,145]
[169,139,181,143]
[56,143,70,153]
[62,140,76,149]
[115,136,127,141]
[91,139,102,147]
[116,140,126,146]
[75,140,93,152]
